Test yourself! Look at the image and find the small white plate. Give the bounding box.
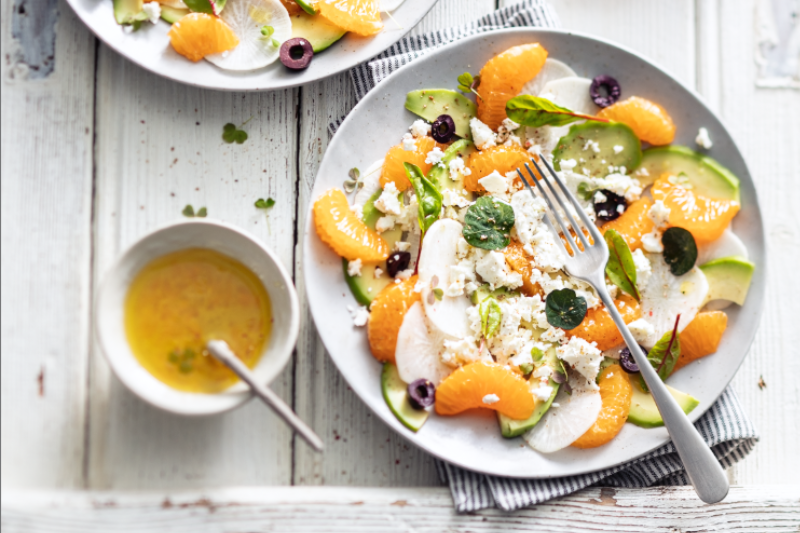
[303,29,766,478]
[66,0,437,91]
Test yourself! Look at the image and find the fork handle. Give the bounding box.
[592,277,729,503]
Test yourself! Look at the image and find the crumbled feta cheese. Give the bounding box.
[510,350,534,368]
[375,215,396,233]
[583,139,600,153]
[482,393,500,405]
[142,1,161,24]
[442,337,483,366]
[532,384,554,401]
[396,198,419,232]
[456,237,470,259]
[425,146,446,167]
[541,327,566,345]
[635,166,650,177]
[628,318,656,345]
[465,281,480,295]
[478,170,508,195]
[560,158,578,172]
[347,259,362,277]
[617,204,625,214]
[409,119,431,138]
[441,188,471,208]
[475,251,522,289]
[374,267,384,279]
[594,173,643,202]
[613,145,624,154]
[402,133,416,151]
[532,364,553,380]
[557,336,603,381]
[641,229,664,253]
[374,182,402,215]
[510,190,565,272]
[695,127,713,149]
[470,117,497,150]
[395,269,414,281]
[501,118,520,131]
[394,241,411,252]
[347,305,369,327]
[350,203,364,220]
[413,280,426,293]
[594,190,608,203]
[503,135,522,147]
[606,280,619,299]
[448,156,471,181]
[648,199,671,229]
[631,248,652,290]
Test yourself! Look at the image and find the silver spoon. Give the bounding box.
[206,340,323,452]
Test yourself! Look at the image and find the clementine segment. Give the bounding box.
[168,13,239,62]
[600,197,654,251]
[477,43,548,129]
[567,295,641,350]
[572,364,632,448]
[368,276,420,363]
[465,145,532,191]
[651,175,740,245]
[380,137,442,192]
[313,188,390,262]
[503,241,541,297]
[318,0,382,36]
[435,361,535,420]
[596,96,676,145]
[673,311,727,372]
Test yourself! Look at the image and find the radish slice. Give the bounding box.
[520,58,578,98]
[353,159,384,209]
[523,372,601,453]
[379,0,405,11]
[395,302,453,385]
[206,0,291,71]
[539,76,599,116]
[697,228,748,265]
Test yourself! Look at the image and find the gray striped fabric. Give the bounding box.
[335,0,759,512]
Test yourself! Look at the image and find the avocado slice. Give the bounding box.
[160,5,188,23]
[700,256,755,306]
[114,0,147,25]
[552,121,643,177]
[290,12,346,53]
[638,146,740,201]
[382,362,429,432]
[469,284,520,305]
[497,346,562,438]
[428,139,475,192]
[343,190,403,306]
[628,379,699,428]
[405,90,477,140]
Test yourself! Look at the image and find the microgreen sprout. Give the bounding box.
[343,167,363,194]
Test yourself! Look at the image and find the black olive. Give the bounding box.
[431,114,456,143]
[407,379,436,409]
[386,251,411,277]
[593,189,626,221]
[619,345,647,373]
[280,38,313,70]
[590,75,622,108]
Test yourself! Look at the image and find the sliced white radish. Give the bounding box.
[539,76,599,116]
[353,158,384,209]
[206,0,291,71]
[520,58,578,98]
[638,253,709,348]
[523,372,601,453]
[395,302,453,385]
[697,228,749,265]
[417,219,472,339]
[379,0,405,11]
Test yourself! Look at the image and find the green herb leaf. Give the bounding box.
[545,288,587,330]
[519,363,534,376]
[456,72,482,99]
[479,296,502,339]
[183,0,226,14]
[343,168,363,193]
[506,96,609,128]
[196,207,207,217]
[639,315,681,391]
[662,227,698,276]
[433,288,444,301]
[272,38,280,48]
[604,228,640,300]
[182,204,195,217]
[222,123,248,144]
[577,182,601,201]
[531,346,545,363]
[404,162,442,236]
[463,196,515,250]
[260,25,274,37]
[255,197,276,210]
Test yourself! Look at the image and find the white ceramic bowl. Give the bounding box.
[96,219,299,415]
[304,28,766,478]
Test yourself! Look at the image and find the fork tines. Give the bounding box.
[516,157,604,257]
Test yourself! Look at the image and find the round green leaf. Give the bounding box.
[545,288,587,330]
[463,196,515,250]
[662,227,697,276]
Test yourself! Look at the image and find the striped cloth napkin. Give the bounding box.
[335,0,759,513]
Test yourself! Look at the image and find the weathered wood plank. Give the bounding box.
[88,46,299,489]
[714,0,800,486]
[3,486,799,532]
[292,0,497,487]
[0,0,96,489]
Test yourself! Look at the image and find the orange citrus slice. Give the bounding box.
[572,364,632,448]
[318,0,382,36]
[313,188,390,262]
[673,311,727,372]
[380,136,443,192]
[597,96,676,145]
[367,276,420,363]
[600,197,654,251]
[435,361,535,420]
[503,241,541,297]
[464,145,532,192]
[567,295,641,351]
[168,13,239,62]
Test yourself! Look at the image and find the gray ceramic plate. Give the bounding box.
[303,28,765,478]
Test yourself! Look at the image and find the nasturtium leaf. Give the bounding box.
[182,204,195,217]
[463,196,515,250]
[479,296,502,339]
[196,207,207,217]
[604,228,640,300]
[545,288,587,330]
[222,123,248,144]
[662,227,698,276]
[638,315,681,392]
[505,96,608,129]
[404,163,442,236]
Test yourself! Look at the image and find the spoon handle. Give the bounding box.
[207,340,324,452]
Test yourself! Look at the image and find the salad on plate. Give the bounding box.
[113,0,399,71]
[311,42,755,453]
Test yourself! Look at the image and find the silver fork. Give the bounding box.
[517,158,729,504]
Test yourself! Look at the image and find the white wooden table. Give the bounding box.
[2,0,799,529]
